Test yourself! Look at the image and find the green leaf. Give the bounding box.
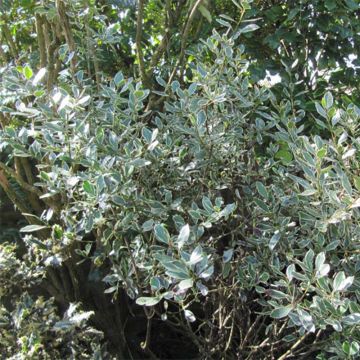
[23,65,33,79]
[304,249,314,272]
[325,0,337,10]
[270,306,292,319]
[325,240,340,251]
[198,4,212,23]
[154,224,170,244]
[323,91,333,109]
[268,289,288,300]
[239,24,260,34]
[136,296,161,307]
[114,71,124,86]
[142,219,154,232]
[20,224,48,233]
[83,181,96,197]
[202,196,213,213]
[162,260,189,279]
[256,181,268,199]
[315,103,327,118]
[269,231,281,250]
[315,252,325,271]
[343,341,360,356]
[342,313,360,325]
[275,149,293,164]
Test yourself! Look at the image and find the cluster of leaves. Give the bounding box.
[1,19,360,358]
[0,243,107,359]
[1,0,360,359]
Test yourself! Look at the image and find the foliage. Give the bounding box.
[0,0,360,359]
[0,243,107,359]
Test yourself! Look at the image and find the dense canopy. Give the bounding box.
[1,1,360,359]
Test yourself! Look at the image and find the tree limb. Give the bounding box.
[0,161,42,197]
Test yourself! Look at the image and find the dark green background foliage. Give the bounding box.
[0,0,360,359]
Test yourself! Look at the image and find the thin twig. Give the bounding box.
[278,333,309,360]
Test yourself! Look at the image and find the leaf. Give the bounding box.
[114,71,124,86]
[83,181,96,197]
[300,188,317,196]
[350,198,360,209]
[275,149,293,164]
[142,219,154,232]
[338,132,348,147]
[268,289,288,300]
[202,196,213,213]
[270,306,292,319]
[199,265,214,279]
[70,310,94,324]
[129,158,151,167]
[158,258,189,279]
[342,148,356,160]
[316,263,330,278]
[333,271,353,292]
[342,313,360,325]
[286,264,295,281]
[23,65,33,79]
[77,95,91,106]
[32,68,46,85]
[269,231,281,250]
[196,281,209,296]
[315,103,327,118]
[304,249,314,272]
[256,181,268,199]
[315,252,326,271]
[136,296,161,307]
[154,224,170,244]
[325,0,337,10]
[223,249,233,263]
[343,341,360,356]
[239,24,260,34]
[197,110,206,127]
[178,278,193,291]
[177,224,190,249]
[184,309,196,322]
[20,224,48,233]
[325,240,340,251]
[198,4,212,23]
[323,91,333,109]
[189,245,203,265]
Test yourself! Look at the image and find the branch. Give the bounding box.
[168,0,204,84]
[0,170,32,215]
[278,333,309,360]
[43,19,57,90]
[1,18,18,59]
[136,0,149,86]
[147,0,186,76]
[55,0,77,74]
[0,161,42,197]
[35,14,47,68]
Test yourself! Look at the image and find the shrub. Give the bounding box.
[1,18,360,360]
